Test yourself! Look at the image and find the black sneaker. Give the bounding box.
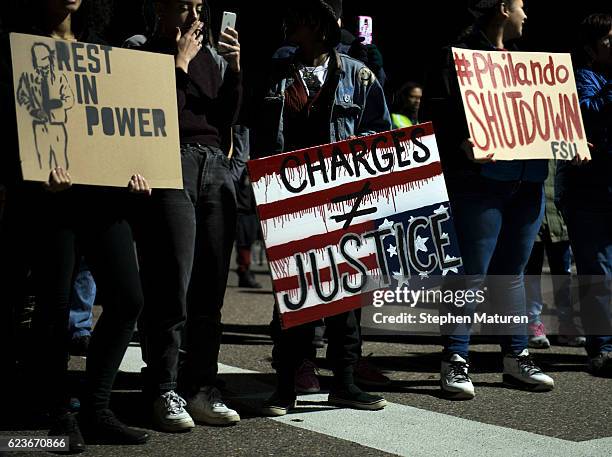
[81,409,149,445]
[69,335,90,357]
[328,384,387,410]
[260,391,297,417]
[588,352,612,377]
[49,411,86,454]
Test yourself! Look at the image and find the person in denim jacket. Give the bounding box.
[254,0,391,416]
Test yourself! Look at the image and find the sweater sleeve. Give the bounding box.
[218,68,242,127]
[175,67,193,115]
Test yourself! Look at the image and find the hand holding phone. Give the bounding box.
[358,16,373,45]
[219,11,237,44]
[218,11,240,72]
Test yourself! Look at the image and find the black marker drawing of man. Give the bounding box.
[17,42,74,169]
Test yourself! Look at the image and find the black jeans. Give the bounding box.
[0,184,39,394]
[270,308,360,396]
[29,188,143,413]
[137,144,236,394]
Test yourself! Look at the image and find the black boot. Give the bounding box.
[80,409,149,445]
[238,269,262,288]
[48,411,86,454]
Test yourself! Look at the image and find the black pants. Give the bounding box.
[270,307,360,396]
[136,144,236,395]
[31,189,143,413]
[0,184,39,395]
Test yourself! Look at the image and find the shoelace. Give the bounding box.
[206,387,225,408]
[516,355,543,375]
[448,361,471,383]
[163,391,187,415]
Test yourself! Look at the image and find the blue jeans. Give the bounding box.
[442,175,544,358]
[525,241,573,327]
[561,198,612,357]
[69,259,96,339]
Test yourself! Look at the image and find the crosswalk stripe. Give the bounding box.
[118,346,612,456]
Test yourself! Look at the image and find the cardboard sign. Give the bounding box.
[452,48,590,161]
[248,124,463,329]
[10,33,182,188]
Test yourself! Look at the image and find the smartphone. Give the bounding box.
[357,16,373,45]
[219,11,237,43]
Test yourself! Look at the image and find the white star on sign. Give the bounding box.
[392,271,410,288]
[419,272,429,279]
[379,218,394,230]
[441,255,460,276]
[433,204,449,215]
[442,267,459,276]
[387,244,397,258]
[379,218,394,241]
[415,235,429,252]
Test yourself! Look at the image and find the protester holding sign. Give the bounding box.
[556,13,612,377]
[253,0,391,416]
[0,0,153,452]
[128,0,243,431]
[427,0,555,400]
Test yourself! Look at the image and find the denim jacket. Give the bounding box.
[253,49,391,157]
[556,67,612,203]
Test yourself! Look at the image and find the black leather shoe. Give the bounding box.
[49,411,86,454]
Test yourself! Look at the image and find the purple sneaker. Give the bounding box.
[295,360,320,394]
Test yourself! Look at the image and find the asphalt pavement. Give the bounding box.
[2,248,611,457]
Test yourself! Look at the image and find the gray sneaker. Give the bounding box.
[440,354,475,400]
[152,391,195,432]
[503,349,554,391]
[186,386,240,425]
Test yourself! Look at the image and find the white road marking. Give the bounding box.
[118,347,612,456]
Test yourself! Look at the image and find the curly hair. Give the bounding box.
[17,0,113,38]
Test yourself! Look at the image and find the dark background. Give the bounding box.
[2,0,610,95]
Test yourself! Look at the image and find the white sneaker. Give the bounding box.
[503,349,554,391]
[440,354,475,399]
[152,391,195,432]
[185,386,240,425]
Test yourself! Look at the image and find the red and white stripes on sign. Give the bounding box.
[248,125,448,323]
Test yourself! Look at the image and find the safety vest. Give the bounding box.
[391,113,413,129]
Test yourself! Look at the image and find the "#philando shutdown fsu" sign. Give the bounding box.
[452,48,590,161]
[248,124,464,329]
[10,33,182,188]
